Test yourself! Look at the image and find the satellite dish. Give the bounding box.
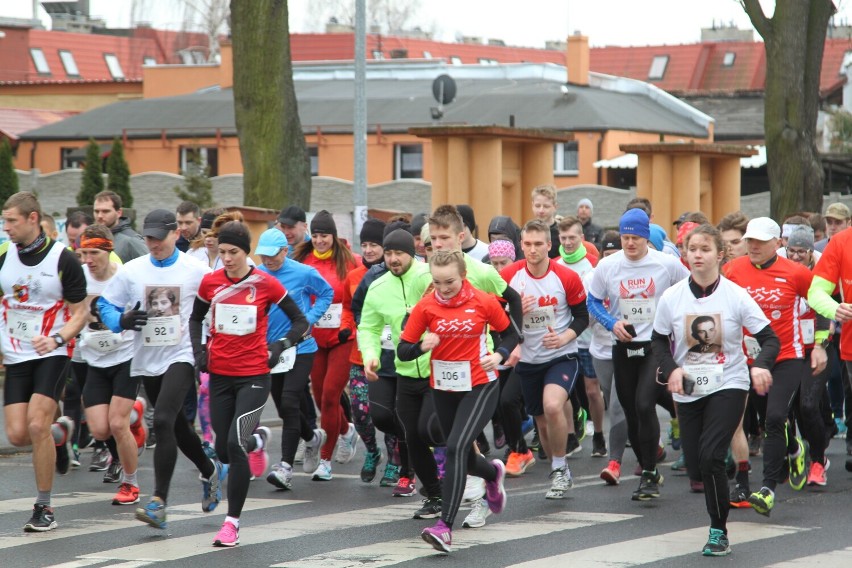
[432,74,457,105]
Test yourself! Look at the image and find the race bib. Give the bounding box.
[621,297,654,324]
[523,305,555,331]
[683,363,724,397]
[315,303,343,328]
[82,329,122,354]
[142,315,180,346]
[215,303,257,336]
[800,319,815,345]
[432,360,472,392]
[743,336,761,359]
[381,325,394,350]
[270,346,297,373]
[8,309,41,340]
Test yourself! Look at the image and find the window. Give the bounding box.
[478,58,498,65]
[648,55,669,80]
[422,50,432,59]
[722,52,736,67]
[394,144,423,179]
[60,147,86,169]
[143,56,157,66]
[372,50,384,60]
[553,142,579,175]
[30,48,50,74]
[104,54,125,79]
[58,50,79,77]
[450,56,462,65]
[179,146,218,177]
[841,50,852,75]
[306,145,318,176]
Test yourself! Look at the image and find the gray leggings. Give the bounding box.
[592,357,628,463]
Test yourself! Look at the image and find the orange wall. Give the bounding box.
[0,82,142,112]
[309,133,433,184]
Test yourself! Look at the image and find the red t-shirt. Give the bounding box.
[198,267,286,376]
[723,255,814,362]
[401,283,509,389]
[813,227,852,359]
[300,251,360,349]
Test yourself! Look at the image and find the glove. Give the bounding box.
[195,347,208,374]
[267,338,293,369]
[119,301,148,331]
[337,328,352,344]
[88,296,107,331]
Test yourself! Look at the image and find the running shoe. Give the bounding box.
[213,520,239,547]
[413,496,442,519]
[302,428,327,474]
[421,519,452,553]
[380,463,401,487]
[103,461,123,483]
[747,487,774,517]
[54,416,73,476]
[89,446,111,472]
[545,465,573,499]
[702,528,731,557]
[671,453,686,472]
[521,416,535,437]
[566,434,581,457]
[112,482,140,505]
[130,398,148,456]
[23,504,57,532]
[835,417,848,438]
[248,426,271,479]
[312,459,333,481]
[145,429,157,449]
[202,440,218,461]
[462,498,491,528]
[505,450,536,477]
[484,459,507,514]
[493,423,506,450]
[600,460,621,485]
[689,480,705,493]
[434,446,447,480]
[807,458,829,487]
[71,444,81,469]
[631,469,663,501]
[574,408,588,443]
[335,423,359,464]
[201,459,226,512]
[462,475,486,501]
[748,433,761,456]
[730,483,752,508]
[788,437,808,491]
[136,497,167,529]
[360,449,382,483]
[294,438,306,464]
[393,476,416,497]
[657,444,667,463]
[591,433,608,458]
[669,418,681,450]
[267,462,293,490]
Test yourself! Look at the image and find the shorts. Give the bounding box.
[82,360,140,407]
[3,356,70,405]
[515,353,579,417]
[577,348,596,379]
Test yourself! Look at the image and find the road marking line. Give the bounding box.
[765,546,852,566]
[0,493,116,515]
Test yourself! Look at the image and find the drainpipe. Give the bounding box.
[596,132,605,185]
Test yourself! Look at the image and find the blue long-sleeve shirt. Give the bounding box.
[587,292,618,332]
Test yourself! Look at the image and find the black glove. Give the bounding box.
[88,296,107,331]
[268,338,293,369]
[338,328,352,344]
[195,347,208,374]
[119,301,148,331]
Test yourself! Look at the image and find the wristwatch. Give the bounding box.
[52,333,66,347]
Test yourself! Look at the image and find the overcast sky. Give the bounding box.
[4,0,852,48]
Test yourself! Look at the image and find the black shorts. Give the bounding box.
[82,360,140,407]
[4,356,70,405]
[515,353,579,417]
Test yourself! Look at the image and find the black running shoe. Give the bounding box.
[631,469,663,501]
[413,497,442,519]
[591,433,608,458]
[103,461,123,483]
[360,450,382,483]
[566,434,581,457]
[24,504,57,532]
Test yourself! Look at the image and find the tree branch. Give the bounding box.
[741,0,771,39]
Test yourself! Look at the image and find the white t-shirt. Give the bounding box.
[465,240,490,262]
[101,251,210,376]
[80,263,134,368]
[588,249,689,342]
[557,256,595,349]
[654,276,770,403]
[584,268,615,361]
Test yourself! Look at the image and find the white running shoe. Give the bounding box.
[462,498,491,528]
[462,475,486,502]
[335,423,360,464]
[294,439,306,464]
[545,465,573,499]
[312,459,333,481]
[267,462,293,490]
[302,428,327,474]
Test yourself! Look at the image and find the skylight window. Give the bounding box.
[30,48,50,74]
[104,54,125,79]
[723,52,736,67]
[59,50,79,77]
[648,55,669,80]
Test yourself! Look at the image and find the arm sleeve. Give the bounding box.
[808,275,839,320]
[500,283,524,342]
[651,330,678,382]
[587,293,617,331]
[97,295,124,333]
[397,338,424,362]
[751,325,780,370]
[189,297,210,357]
[277,294,309,345]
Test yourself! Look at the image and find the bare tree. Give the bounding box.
[180,0,230,61]
[303,0,422,34]
[741,0,836,219]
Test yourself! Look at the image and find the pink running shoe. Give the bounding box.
[421,520,452,553]
[212,520,239,547]
[248,426,271,480]
[484,459,507,514]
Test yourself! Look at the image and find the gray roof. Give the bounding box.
[21,65,710,141]
[679,94,764,141]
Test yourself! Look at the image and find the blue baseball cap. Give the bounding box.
[619,208,650,240]
[254,228,289,256]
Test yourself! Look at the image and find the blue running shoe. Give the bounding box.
[136,497,166,529]
[201,460,227,512]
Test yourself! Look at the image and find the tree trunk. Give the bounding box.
[230,0,311,209]
[744,0,834,221]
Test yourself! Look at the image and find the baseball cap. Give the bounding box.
[142,209,178,240]
[278,205,306,226]
[255,228,289,256]
[742,217,781,241]
[824,202,850,221]
[672,212,690,227]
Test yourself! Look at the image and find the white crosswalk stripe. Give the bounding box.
[765,547,852,567]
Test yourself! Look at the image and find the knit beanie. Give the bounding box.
[217,223,251,254]
[619,208,650,240]
[787,225,814,250]
[310,210,337,237]
[360,217,386,245]
[383,228,416,257]
[488,239,516,261]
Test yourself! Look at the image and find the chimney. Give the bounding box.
[219,40,233,89]
[566,32,589,86]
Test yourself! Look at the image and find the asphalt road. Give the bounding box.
[1,420,852,568]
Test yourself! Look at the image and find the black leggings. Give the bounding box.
[498,368,528,454]
[210,373,269,519]
[433,381,500,528]
[396,375,443,498]
[142,363,213,503]
[762,359,805,490]
[612,342,666,471]
[369,374,408,473]
[270,353,315,466]
[678,388,747,533]
[795,350,828,464]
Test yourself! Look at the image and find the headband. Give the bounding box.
[488,239,516,261]
[79,237,114,252]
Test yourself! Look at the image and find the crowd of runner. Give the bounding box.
[2,185,851,557]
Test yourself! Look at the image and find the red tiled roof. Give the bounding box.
[0,107,76,141]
